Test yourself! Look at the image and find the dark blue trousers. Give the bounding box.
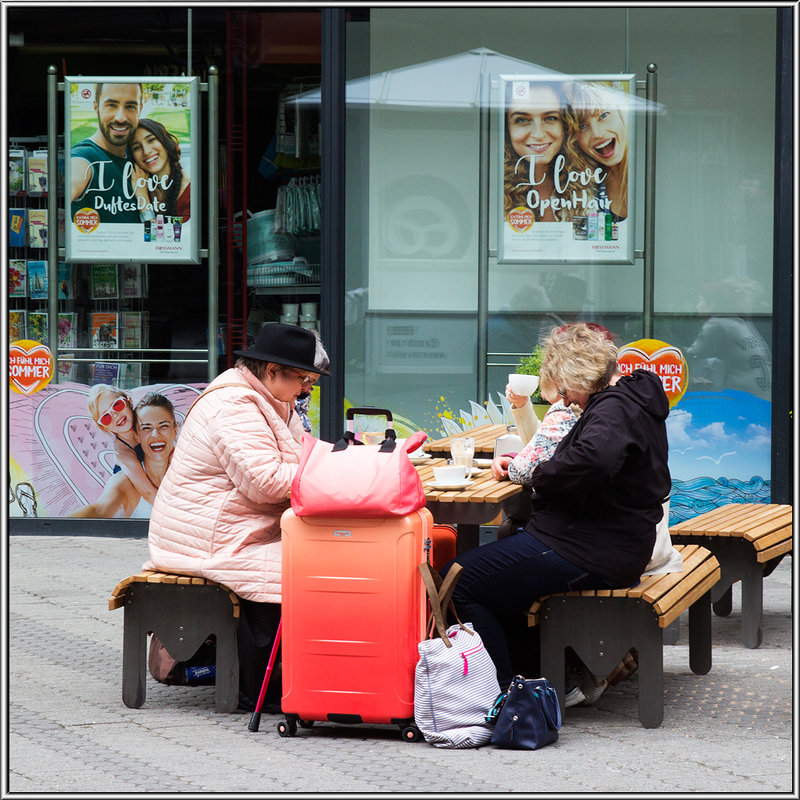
[446,529,612,687]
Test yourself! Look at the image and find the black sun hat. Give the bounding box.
[234,323,329,375]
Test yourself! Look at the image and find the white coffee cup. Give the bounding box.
[433,464,467,484]
[508,373,540,396]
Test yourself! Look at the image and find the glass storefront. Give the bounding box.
[342,7,784,522]
[4,6,793,528]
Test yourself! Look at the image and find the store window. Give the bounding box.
[343,7,777,520]
[7,8,322,524]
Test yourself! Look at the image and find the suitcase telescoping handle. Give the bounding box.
[335,407,396,452]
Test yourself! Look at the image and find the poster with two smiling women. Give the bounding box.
[499,74,635,265]
[64,76,199,264]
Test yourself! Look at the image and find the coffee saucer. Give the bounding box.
[426,479,474,491]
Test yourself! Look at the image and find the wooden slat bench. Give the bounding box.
[669,503,792,648]
[109,571,241,712]
[527,544,720,728]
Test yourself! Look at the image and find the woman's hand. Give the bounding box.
[504,384,530,410]
[491,455,513,481]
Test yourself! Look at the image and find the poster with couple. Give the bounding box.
[498,73,636,265]
[64,76,199,264]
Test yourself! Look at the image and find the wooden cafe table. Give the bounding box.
[422,423,509,459]
[414,458,522,554]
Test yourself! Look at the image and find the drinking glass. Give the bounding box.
[450,437,475,469]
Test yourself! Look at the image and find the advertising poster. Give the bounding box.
[8,382,204,519]
[498,74,635,265]
[64,77,199,264]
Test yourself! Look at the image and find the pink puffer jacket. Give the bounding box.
[143,366,304,602]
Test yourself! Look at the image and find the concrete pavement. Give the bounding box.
[5,533,795,796]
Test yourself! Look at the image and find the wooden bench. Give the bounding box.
[669,503,792,648]
[109,571,241,712]
[527,544,720,728]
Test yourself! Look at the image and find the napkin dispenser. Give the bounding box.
[494,433,524,458]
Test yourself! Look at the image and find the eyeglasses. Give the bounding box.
[99,397,127,426]
[287,369,318,389]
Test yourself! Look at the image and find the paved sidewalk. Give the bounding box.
[5,535,795,796]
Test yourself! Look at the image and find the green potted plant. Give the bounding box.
[515,345,550,420]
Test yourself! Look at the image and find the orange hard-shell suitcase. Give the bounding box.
[278,506,435,741]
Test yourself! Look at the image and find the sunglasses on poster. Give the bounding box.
[99,397,127,426]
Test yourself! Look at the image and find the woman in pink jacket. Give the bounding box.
[145,323,329,710]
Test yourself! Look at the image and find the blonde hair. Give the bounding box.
[540,322,618,396]
[564,81,629,207]
[87,384,130,428]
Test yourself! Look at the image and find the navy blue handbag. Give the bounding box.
[490,676,561,750]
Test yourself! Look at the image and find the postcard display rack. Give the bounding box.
[9,138,149,388]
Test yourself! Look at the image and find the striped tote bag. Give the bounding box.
[414,563,500,748]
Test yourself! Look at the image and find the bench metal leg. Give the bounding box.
[740,558,764,649]
[712,585,733,617]
[539,597,663,727]
[122,597,148,709]
[688,590,712,674]
[214,623,240,712]
[121,582,240,711]
[663,619,680,645]
[636,624,664,729]
[674,536,769,648]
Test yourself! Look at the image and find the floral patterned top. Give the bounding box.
[507,400,577,487]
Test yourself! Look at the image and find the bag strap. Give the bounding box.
[419,562,471,647]
[539,683,562,730]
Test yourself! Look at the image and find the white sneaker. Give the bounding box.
[564,681,586,708]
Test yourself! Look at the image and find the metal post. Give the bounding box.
[319,8,346,443]
[47,66,59,375]
[476,72,491,406]
[643,64,658,339]
[207,66,219,380]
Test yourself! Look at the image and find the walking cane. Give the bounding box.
[248,618,282,732]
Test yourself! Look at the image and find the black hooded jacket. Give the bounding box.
[527,369,671,586]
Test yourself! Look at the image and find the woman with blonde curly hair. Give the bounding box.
[445,322,671,694]
[564,80,630,221]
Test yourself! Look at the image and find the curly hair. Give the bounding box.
[563,81,628,216]
[540,322,618,396]
[135,118,185,215]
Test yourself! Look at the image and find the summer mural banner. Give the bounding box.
[64,76,200,264]
[498,74,635,265]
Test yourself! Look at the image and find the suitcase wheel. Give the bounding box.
[277,718,297,737]
[401,724,422,743]
[298,719,315,729]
